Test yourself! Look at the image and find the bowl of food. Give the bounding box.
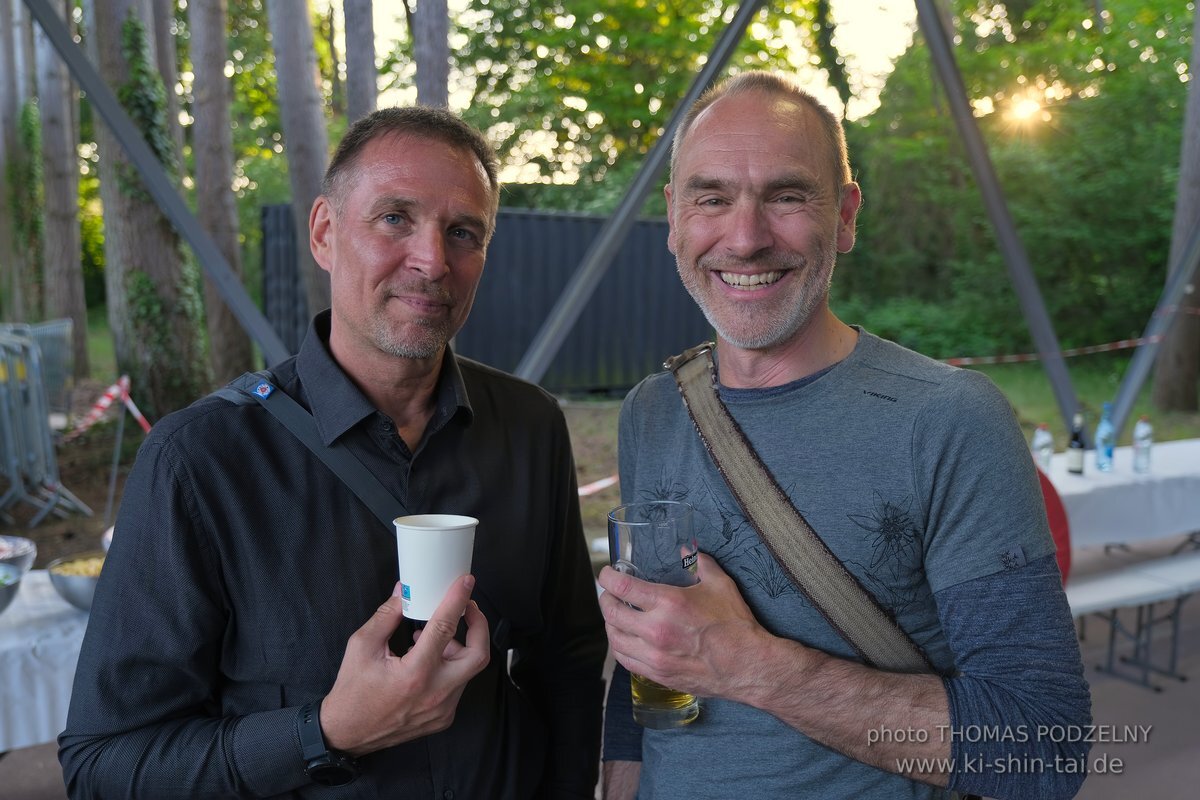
[47,552,106,612]
[0,563,23,617]
[0,536,37,618]
[0,535,37,573]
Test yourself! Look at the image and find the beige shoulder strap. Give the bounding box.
[666,343,930,673]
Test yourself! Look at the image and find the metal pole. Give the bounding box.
[22,0,291,366]
[914,0,1085,440]
[1110,219,1200,438]
[514,1,764,383]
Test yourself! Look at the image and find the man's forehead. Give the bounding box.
[676,92,833,183]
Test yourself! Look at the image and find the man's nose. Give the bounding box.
[723,202,774,259]
[407,226,449,280]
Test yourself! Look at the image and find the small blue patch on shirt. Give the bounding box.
[1000,546,1027,570]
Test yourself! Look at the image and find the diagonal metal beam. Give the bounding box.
[915,0,1085,440]
[514,1,765,383]
[1110,219,1200,438]
[22,0,291,366]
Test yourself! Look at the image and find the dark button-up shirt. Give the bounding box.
[60,313,607,798]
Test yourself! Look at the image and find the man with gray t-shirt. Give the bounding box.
[597,72,1091,800]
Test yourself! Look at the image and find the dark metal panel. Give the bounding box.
[456,209,710,393]
[257,206,710,393]
[260,206,309,355]
[513,0,765,383]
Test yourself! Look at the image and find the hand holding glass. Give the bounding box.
[608,500,701,729]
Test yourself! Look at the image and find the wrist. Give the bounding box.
[298,700,359,787]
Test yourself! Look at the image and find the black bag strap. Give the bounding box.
[665,344,932,673]
[217,371,514,651]
[217,371,405,528]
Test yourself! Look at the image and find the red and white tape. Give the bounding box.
[943,335,1164,366]
[578,474,619,497]
[64,375,151,440]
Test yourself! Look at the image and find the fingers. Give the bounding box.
[461,595,490,657]
[347,583,409,655]
[410,575,491,670]
[411,574,474,649]
[597,564,663,612]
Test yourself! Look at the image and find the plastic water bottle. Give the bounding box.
[1094,402,1115,472]
[1133,415,1153,473]
[1030,424,1053,471]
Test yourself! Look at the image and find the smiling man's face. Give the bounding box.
[666,90,861,353]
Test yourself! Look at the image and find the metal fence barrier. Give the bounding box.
[0,321,92,527]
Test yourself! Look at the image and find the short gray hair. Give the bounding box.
[670,71,851,192]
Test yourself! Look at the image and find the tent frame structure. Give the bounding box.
[21,0,1199,441]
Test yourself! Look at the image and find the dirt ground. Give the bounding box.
[2,385,622,568]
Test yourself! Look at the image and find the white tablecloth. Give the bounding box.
[1046,438,1200,549]
[0,570,88,752]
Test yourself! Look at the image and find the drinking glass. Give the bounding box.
[608,500,701,729]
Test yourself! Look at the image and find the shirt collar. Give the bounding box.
[295,311,473,446]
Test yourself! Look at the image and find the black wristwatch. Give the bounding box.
[298,701,360,787]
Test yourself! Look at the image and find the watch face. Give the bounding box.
[307,757,357,787]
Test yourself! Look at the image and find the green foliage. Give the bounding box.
[10,101,45,319]
[223,0,292,308]
[116,10,179,200]
[844,0,1192,357]
[78,168,106,308]
[124,266,207,417]
[436,1,825,212]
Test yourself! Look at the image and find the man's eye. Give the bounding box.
[450,228,479,243]
[382,213,402,224]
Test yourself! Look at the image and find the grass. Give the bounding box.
[86,306,117,382]
[972,353,1200,447]
[564,354,1200,541]
[77,304,1198,534]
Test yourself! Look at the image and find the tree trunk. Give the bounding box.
[35,0,90,380]
[411,0,449,108]
[1151,18,1200,413]
[325,6,344,117]
[343,0,376,122]
[9,0,41,320]
[12,0,37,104]
[265,0,330,317]
[151,0,186,179]
[0,1,24,320]
[85,0,208,416]
[189,0,253,384]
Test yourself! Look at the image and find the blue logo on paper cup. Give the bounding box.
[401,583,411,600]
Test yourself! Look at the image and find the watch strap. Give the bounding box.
[297,702,328,761]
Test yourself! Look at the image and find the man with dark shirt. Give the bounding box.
[60,107,607,799]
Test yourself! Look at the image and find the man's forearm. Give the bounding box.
[603,760,641,800]
[734,636,951,786]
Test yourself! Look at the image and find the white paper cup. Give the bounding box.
[393,514,478,621]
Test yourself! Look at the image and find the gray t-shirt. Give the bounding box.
[616,331,1056,799]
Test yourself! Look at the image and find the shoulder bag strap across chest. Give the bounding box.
[666,343,932,674]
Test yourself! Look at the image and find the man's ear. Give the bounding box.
[664,184,677,255]
[836,182,863,254]
[309,195,335,274]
